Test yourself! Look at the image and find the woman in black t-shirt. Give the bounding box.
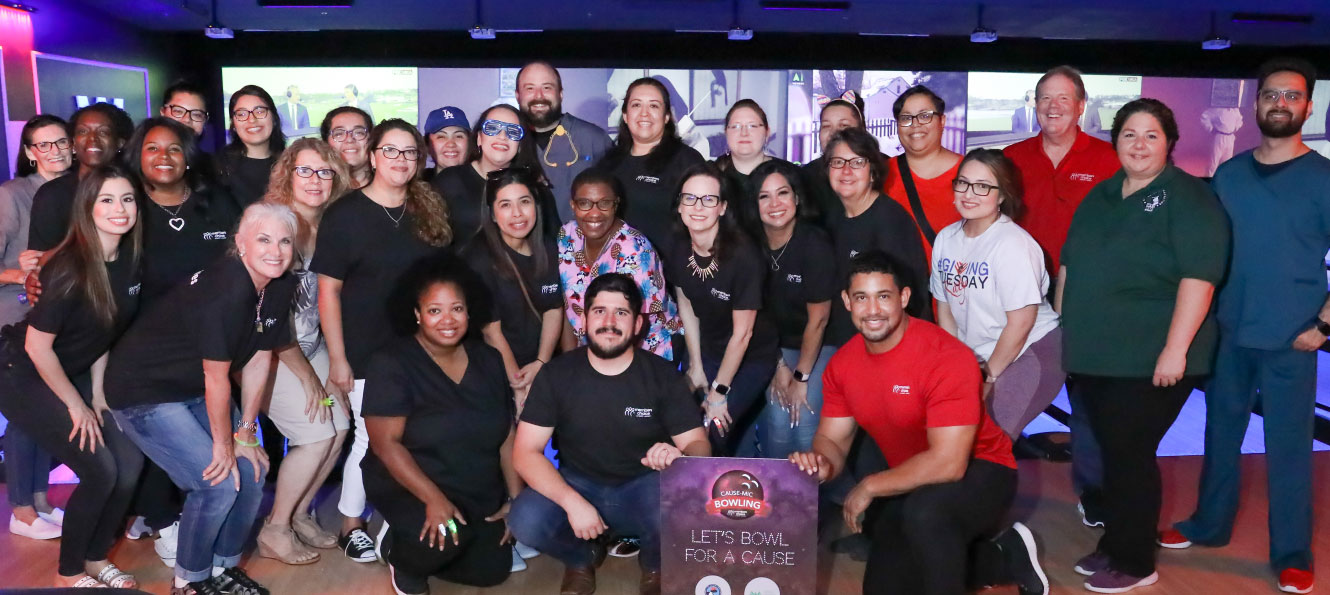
[0,166,144,588]
[431,104,557,242]
[320,106,374,191]
[312,118,453,560]
[666,162,778,457]
[106,203,299,595]
[463,167,563,409]
[220,85,287,208]
[597,77,706,252]
[27,103,135,252]
[363,260,517,594]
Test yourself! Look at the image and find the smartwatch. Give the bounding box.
[1315,317,1330,336]
[792,369,811,383]
[710,381,732,396]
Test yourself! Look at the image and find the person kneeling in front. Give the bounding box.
[788,250,1048,595]
[509,273,710,595]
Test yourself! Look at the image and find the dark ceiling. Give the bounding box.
[61,0,1330,46]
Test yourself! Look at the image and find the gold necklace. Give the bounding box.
[687,253,718,281]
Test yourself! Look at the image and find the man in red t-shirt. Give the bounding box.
[790,250,1047,595]
[883,85,963,265]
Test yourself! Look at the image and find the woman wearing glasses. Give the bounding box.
[431,105,557,242]
[255,139,352,565]
[0,114,73,541]
[159,81,210,140]
[929,149,1062,440]
[557,169,679,360]
[312,119,453,562]
[715,100,780,201]
[320,107,374,191]
[823,128,929,346]
[222,85,287,208]
[885,86,964,264]
[666,162,778,457]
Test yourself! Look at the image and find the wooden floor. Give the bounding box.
[0,453,1326,594]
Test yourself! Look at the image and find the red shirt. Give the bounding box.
[821,318,1017,470]
[883,156,964,265]
[1003,130,1119,275]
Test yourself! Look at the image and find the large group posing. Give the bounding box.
[0,56,1323,595]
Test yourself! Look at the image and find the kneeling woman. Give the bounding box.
[364,259,519,595]
[105,203,299,595]
[0,165,144,588]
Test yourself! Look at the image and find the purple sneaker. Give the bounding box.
[1074,551,1111,576]
[1085,569,1159,593]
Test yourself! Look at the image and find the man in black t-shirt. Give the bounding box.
[509,273,709,595]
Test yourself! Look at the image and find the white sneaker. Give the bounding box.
[510,548,527,572]
[126,515,154,539]
[38,508,65,526]
[514,541,540,560]
[9,514,61,540]
[155,521,180,568]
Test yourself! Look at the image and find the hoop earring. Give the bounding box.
[28,159,35,167]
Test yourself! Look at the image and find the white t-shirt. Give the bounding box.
[929,215,1060,361]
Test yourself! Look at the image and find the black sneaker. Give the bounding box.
[171,579,227,595]
[389,561,429,595]
[608,536,641,558]
[1078,500,1105,528]
[213,567,269,595]
[341,527,377,563]
[994,522,1048,595]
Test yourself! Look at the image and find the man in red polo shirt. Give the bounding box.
[790,250,1047,595]
[1003,65,1119,528]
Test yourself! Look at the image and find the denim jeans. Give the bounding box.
[509,468,662,571]
[4,423,51,507]
[760,345,836,460]
[700,356,775,457]
[113,397,266,582]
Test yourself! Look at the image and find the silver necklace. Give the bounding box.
[381,203,405,227]
[155,188,192,232]
[254,287,266,333]
[768,241,790,271]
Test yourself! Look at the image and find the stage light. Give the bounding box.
[0,1,35,13]
[469,26,496,39]
[728,28,753,41]
[1202,36,1231,50]
[206,26,234,39]
[970,4,996,43]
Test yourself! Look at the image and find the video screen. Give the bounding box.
[220,66,419,139]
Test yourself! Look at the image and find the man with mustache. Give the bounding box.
[509,273,709,595]
[517,61,613,223]
[789,250,1047,595]
[1163,57,1327,595]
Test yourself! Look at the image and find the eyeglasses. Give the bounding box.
[293,166,336,180]
[897,110,937,128]
[232,106,270,121]
[828,157,870,170]
[1259,89,1306,104]
[481,119,525,141]
[726,122,765,133]
[27,138,71,153]
[679,193,721,208]
[952,179,1000,196]
[573,198,618,212]
[329,127,368,142]
[376,146,420,161]
[165,104,208,123]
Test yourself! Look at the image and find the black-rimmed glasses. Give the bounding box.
[28,138,70,153]
[329,127,368,142]
[897,110,937,127]
[679,193,721,208]
[377,146,420,161]
[293,166,336,180]
[166,104,208,123]
[232,106,270,121]
[952,179,999,196]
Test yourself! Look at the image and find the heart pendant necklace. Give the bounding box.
[155,188,192,232]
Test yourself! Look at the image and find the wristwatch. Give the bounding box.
[1315,317,1330,336]
[236,420,259,433]
[710,381,732,396]
[792,369,811,383]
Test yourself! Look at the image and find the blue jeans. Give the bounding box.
[4,423,51,507]
[113,397,266,582]
[701,356,775,457]
[760,345,836,459]
[508,468,662,571]
[1067,378,1104,500]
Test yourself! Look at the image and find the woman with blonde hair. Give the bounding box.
[256,138,354,564]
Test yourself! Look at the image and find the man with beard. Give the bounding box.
[1162,58,1328,595]
[789,250,1047,595]
[509,273,709,595]
[516,61,613,222]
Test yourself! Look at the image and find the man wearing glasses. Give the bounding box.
[884,85,964,264]
[516,61,613,222]
[160,80,210,140]
[1163,58,1327,595]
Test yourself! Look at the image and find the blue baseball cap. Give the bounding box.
[423,106,469,135]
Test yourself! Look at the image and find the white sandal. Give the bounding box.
[95,563,135,588]
[70,576,105,588]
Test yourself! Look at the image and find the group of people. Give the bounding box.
[0,55,1321,595]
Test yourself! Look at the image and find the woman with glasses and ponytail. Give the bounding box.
[431,104,558,242]
[221,85,287,208]
[312,118,454,562]
[320,107,374,191]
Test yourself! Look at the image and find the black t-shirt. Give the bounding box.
[534,128,555,151]
[139,187,241,304]
[521,347,701,484]
[463,236,562,367]
[221,153,277,208]
[603,145,706,256]
[309,190,450,373]
[361,338,514,517]
[104,256,295,409]
[800,157,842,228]
[765,223,837,349]
[431,164,561,244]
[826,194,931,345]
[26,253,140,377]
[664,233,780,364]
[26,173,78,251]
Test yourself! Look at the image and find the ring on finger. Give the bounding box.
[438,522,449,536]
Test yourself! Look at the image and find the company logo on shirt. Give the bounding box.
[264,318,277,328]
[786,273,802,283]
[623,407,653,418]
[848,249,859,258]
[1142,189,1167,213]
[202,231,227,241]
[542,283,559,294]
[1069,172,1097,182]
[710,288,731,301]
[936,258,990,303]
[128,283,141,296]
[892,385,911,395]
[635,175,661,185]
[189,270,203,285]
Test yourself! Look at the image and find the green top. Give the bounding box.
[1060,165,1231,377]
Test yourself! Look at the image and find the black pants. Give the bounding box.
[366,473,511,587]
[1075,374,1197,577]
[864,458,1017,595]
[0,361,144,576]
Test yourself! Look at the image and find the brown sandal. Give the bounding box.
[291,514,338,549]
[257,522,320,565]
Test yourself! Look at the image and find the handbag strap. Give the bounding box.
[897,153,937,245]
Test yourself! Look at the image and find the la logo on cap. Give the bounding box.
[443,109,453,118]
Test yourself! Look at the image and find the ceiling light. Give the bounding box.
[970,4,996,43]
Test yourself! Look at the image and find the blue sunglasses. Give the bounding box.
[481,119,525,141]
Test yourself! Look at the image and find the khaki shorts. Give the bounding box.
[266,348,351,446]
